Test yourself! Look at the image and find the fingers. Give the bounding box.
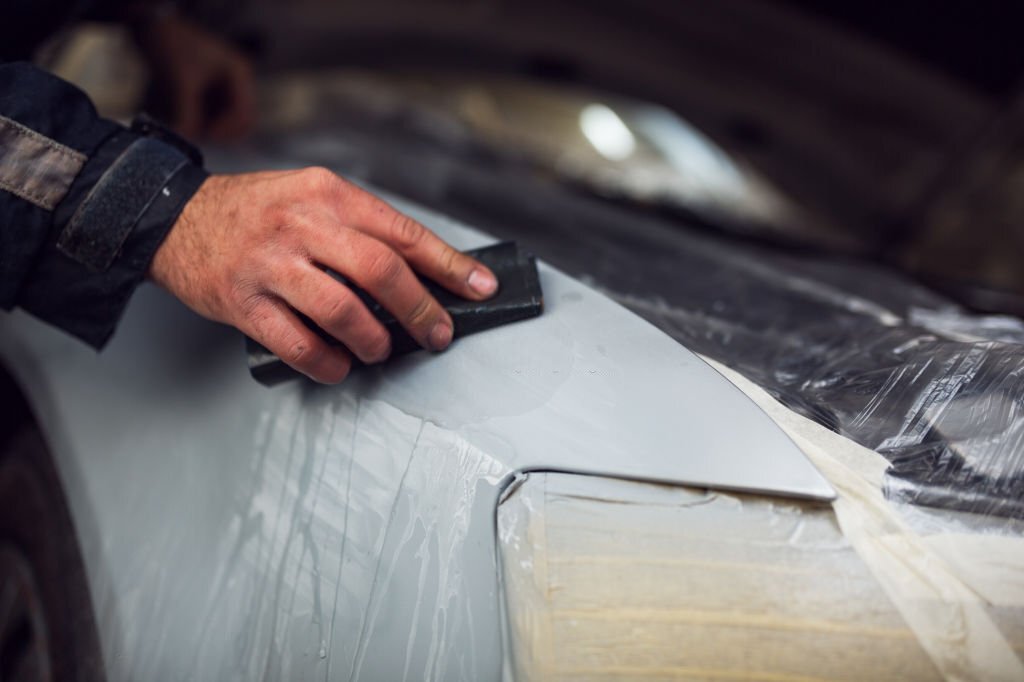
[238,295,352,384]
[271,263,392,364]
[305,223,454,352]
[325,182,498,301]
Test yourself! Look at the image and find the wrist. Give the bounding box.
[149,173,221,289]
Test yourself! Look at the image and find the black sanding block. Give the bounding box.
[247,241,544,385]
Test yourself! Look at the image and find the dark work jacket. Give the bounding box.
[1,1,207,348]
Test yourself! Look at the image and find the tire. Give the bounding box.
[0,423,105,682]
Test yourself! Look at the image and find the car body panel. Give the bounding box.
[0,197,833,680]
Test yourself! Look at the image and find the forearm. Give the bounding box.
[0,62,206,348]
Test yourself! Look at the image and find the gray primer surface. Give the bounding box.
[0,199,833,680]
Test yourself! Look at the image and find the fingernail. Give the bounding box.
[468,268,498,297]
[429,321,453,351]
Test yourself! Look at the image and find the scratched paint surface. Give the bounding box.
[181,396,507,681]
[81,378,508,681]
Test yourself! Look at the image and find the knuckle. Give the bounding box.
[320,290,358,329]
[389,212,425,250]
[228,280,264,318]
[302,166,340,195]
[406,294,435,328]
[362,246,404,289]
[438,246,459,277]
[284,336,320,368]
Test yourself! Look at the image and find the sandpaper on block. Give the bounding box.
[247,241,544,385]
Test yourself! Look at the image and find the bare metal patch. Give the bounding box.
[0,115,86,210]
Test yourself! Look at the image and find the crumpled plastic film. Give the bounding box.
[581,250,1024,520]
[703,358,1024,681]
[582,251,1024,522]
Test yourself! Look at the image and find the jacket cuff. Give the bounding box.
[17,129,207,348]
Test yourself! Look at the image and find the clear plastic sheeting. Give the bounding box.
[614,270,1024,520]
[705,360,1024,680]
[594,259,1024,521]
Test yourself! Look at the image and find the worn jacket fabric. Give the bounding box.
[1,1,207,348]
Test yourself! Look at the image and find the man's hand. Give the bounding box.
[149,168,499,383]
[137,13,255,140]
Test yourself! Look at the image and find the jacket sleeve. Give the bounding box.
[0,61,207,348]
